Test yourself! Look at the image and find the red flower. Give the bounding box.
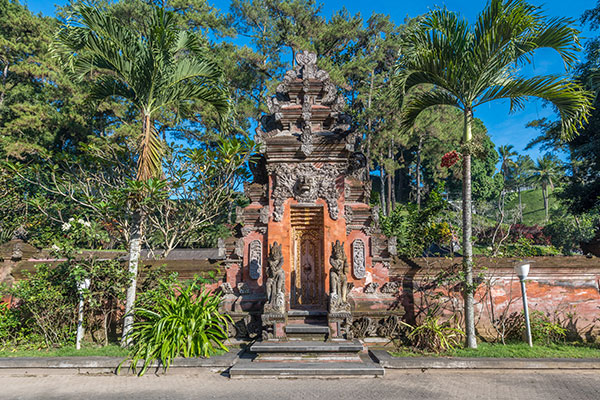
[441,151,461,168]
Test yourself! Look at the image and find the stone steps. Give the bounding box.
[250,339,363,353]
[230,360,383,378]
[285,324,329,335]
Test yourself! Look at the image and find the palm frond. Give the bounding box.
[401,89,460,128]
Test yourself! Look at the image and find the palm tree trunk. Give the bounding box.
[518,186,523,223]
[543,185,549,221]
[416,134,423,209]
[387,143,393,213]
[121,210,143,346]
[463,108,477,349]
[379,165,386,216]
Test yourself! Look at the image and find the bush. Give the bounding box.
[543,211,599,255]
[529,311,567,345]
[2,264,79,347]
[477,224,551,246]
[122,283,231,376]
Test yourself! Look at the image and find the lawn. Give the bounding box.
[0,344,129,358]
[505,188,558,226]
[391,343,600,358]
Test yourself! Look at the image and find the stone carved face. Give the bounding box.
[294,174,317,202]
[268,242,283,265]
[332,240,345,260]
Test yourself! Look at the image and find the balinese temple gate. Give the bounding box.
[220,51,399,341]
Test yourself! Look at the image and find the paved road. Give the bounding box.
[1,369,599,400]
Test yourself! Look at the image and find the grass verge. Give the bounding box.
[0,344,128,358]
[391,343,600,358]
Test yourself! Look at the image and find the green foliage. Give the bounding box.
[2,264,79,348]
[544,210,599,254]
[404,312,465,353]
[529,311,567,345]
[393,342,600,358]
[121,284,231,376]
[381,185,450,257]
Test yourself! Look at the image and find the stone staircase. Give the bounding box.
[229,311,384,378]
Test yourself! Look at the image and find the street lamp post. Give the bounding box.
[515,263,533,347]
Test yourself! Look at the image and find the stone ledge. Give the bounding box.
[0,351,241,373]
[369,350,600,369]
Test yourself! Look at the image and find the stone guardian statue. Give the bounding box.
[264,242,285,313]
[329,240,350,312]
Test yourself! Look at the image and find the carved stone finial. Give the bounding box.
[11,226,27,241]
[248,240,262,280]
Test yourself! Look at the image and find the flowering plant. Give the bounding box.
[441,150,461,168]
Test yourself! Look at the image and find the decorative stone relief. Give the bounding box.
[248,240,262,280]
[352,239,366,279]
[363,282,379,294]
[220,282,234,295]
[343,205,353,225]
[381,281,400,294]
[237,282,250,295]
[234,238,244,258]
[351,317,377,338]
[388,236,397,256]
[259,205,270,224]
[329,240,350,313]
[269,163,343,222]
[264,242,285,313]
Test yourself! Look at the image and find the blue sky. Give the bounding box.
[25,0,596,166]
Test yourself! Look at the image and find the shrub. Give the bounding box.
[121,283,231,376]
[543,212,598,255]
[477,224,551,246]
[529,311,567,345]
[2,264,78,347]
[403,309,465,353]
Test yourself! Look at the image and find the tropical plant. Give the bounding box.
[498,145,518,181]
[530,154,563,221]
[54,4,231,344]
[512,155,535,222]
[396,0,591,348]
[404,313,465,353]
[120,284,231,376]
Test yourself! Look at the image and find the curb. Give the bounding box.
[0,351,241,375]
[369,350,600,370]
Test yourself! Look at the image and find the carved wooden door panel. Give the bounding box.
[291,229,323,308]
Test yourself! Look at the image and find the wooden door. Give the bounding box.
[291,228,324,309]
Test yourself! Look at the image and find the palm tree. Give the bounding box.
[55,4,231,345]
[396,0,591,348]
[498,145,518,181]
[530,154,562,221]
[513,155,534,222]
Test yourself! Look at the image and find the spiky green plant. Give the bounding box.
[406,315,465,353]
[120,284,231,376]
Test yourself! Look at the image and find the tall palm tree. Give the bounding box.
[396,0,591,348]
[498,145,518,181]
[530,154,562,221]
[513,155,535,222]
[55,4,231,345]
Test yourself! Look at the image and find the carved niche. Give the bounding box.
[352,238,366,279]
[269,163,342,222]
[248,240,262,280]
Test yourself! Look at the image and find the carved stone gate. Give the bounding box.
[220,51,398,340]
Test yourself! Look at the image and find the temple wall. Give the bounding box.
[3,240,598,340]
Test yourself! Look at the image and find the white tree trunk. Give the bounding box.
[463,108,477,349]
[121,211,142,347]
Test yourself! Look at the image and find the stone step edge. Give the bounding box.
[369,350,600,369]
[250,340,363,353]
[229,361,384,378]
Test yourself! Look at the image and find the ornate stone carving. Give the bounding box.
[377,315,403,338]
[237,282,250,295]
[352,238,366,279]
[347,152,367,180]
[259,206,270,224]
[220,282,234,295]
[371,205,380,227]
[388,236,397,256]
[248,240,262,280]
[351,317,377,338]
[343,205,353,224]
[329,240,350,313]
[234,238,244,258]
[249,154,268,185]
[264,242,285,313]
[381,281,400,294]
[363,282,379,294]
[270,163,342,221]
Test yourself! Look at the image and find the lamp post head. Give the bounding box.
[515,263,530,280]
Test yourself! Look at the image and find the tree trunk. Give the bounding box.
[121,210,143,346]
[365,70,375,182]
[518,187,523,223]
[416,134,423,209]
[462,108,477,349]
[0,63,8,108]
[379,165,386,216]
[543,185,549,221]
[387,143,393,213]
